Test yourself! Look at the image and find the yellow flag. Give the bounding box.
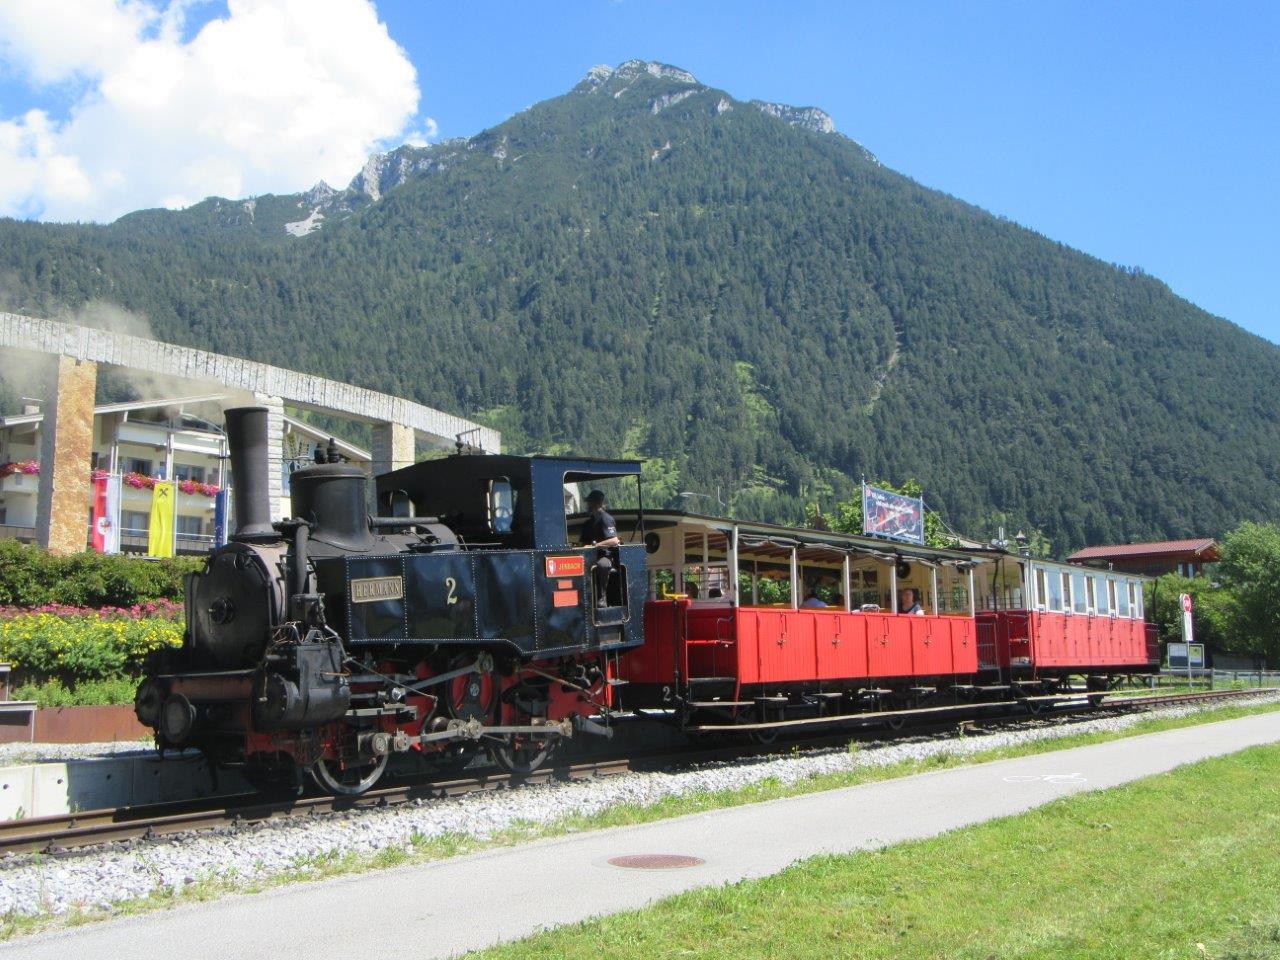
[148,482,176,557]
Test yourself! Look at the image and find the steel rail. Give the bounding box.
[1,687,1269,858]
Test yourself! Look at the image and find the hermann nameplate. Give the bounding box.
[350,576,404,603]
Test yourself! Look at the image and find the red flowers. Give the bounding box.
[0,460,39,478]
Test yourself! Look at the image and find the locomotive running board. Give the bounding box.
[685,692,1094,733]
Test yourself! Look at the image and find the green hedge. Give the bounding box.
[0,540,200,607]
[0,612,183,681]
[11,676,140,708]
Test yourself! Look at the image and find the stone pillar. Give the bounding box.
[252,393,286,521]
[36,355,98,554]
[370,421,414,513]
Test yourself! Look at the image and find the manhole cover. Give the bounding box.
[608,854,705,870]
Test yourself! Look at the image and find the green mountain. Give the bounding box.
[1,59,1277,551]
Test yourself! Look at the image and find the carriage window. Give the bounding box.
[1046,569,1063,612]
[1128,582,1141,619]
[1071,572,1088,614]
[1106,578,1118,615]
[1085,576,1097,613]
[487,479,514,534]
[1094,575,1110,615]
[1115,579,1130,617]
[1060,571,1073,613]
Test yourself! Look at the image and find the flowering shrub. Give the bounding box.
[0,612,183,681]
[124,472,156,490]
[0,600,184,622]
[0,460,39,478]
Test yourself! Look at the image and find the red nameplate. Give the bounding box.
[545,555,586,578]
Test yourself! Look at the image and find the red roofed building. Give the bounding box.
[1066,539,1220,578]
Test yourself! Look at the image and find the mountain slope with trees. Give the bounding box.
[0,60,1276,552]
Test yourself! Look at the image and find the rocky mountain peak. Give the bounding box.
[578,60,700,92]
[749,101,836,135]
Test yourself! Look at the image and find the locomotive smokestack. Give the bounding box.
[224,406,277,542]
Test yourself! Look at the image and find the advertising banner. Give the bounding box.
[862,484,925,545]
[148,481,176,557]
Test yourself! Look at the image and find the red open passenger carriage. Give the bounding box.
[587,512,1159,733]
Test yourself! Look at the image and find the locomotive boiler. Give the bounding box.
[134,406,645,794]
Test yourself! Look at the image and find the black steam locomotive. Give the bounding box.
[134,407,645,794]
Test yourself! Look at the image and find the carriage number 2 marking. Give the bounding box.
[445,577,458,605]
[662,686,672,702]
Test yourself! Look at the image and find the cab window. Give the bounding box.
[487,479,514,534]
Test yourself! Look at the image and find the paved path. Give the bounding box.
[9,712,1280,959]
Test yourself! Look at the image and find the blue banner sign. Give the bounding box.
[862,484,925,544]
[213,488,230,548]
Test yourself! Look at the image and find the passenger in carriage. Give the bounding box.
[802,587,827,608]
[900,588,924,615]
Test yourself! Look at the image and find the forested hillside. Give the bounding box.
[1,60,1276,552]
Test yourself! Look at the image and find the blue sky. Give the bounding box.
[0,1,1276,343]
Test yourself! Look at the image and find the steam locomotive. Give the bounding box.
[134,407,646,794]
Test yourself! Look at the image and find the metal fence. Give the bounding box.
[1152,669,1280,690]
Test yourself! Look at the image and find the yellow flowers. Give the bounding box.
[0,613,183,680]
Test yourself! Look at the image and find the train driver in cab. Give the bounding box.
[581,489,621,605]
[581,489,620,549]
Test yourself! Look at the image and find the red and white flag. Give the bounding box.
[91,474,110,552]
[91,474,122,554]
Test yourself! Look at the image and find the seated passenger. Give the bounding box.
[801,589,827,608]
[708,587,724,599]
[900,588,925,615]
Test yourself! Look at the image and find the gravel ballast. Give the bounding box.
[2,693,1277,918]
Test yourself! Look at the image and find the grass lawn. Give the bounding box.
[470,744,1280,960]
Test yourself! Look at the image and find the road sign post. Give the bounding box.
[1180,593,1194,687]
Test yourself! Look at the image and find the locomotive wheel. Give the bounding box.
[488,734,554,776]
[310,753,389,796]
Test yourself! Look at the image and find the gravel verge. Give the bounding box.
[3,692,1278,918]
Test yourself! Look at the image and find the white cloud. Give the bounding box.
[0,0,422,222]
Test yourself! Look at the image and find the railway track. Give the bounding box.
[1,686,1268,858]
